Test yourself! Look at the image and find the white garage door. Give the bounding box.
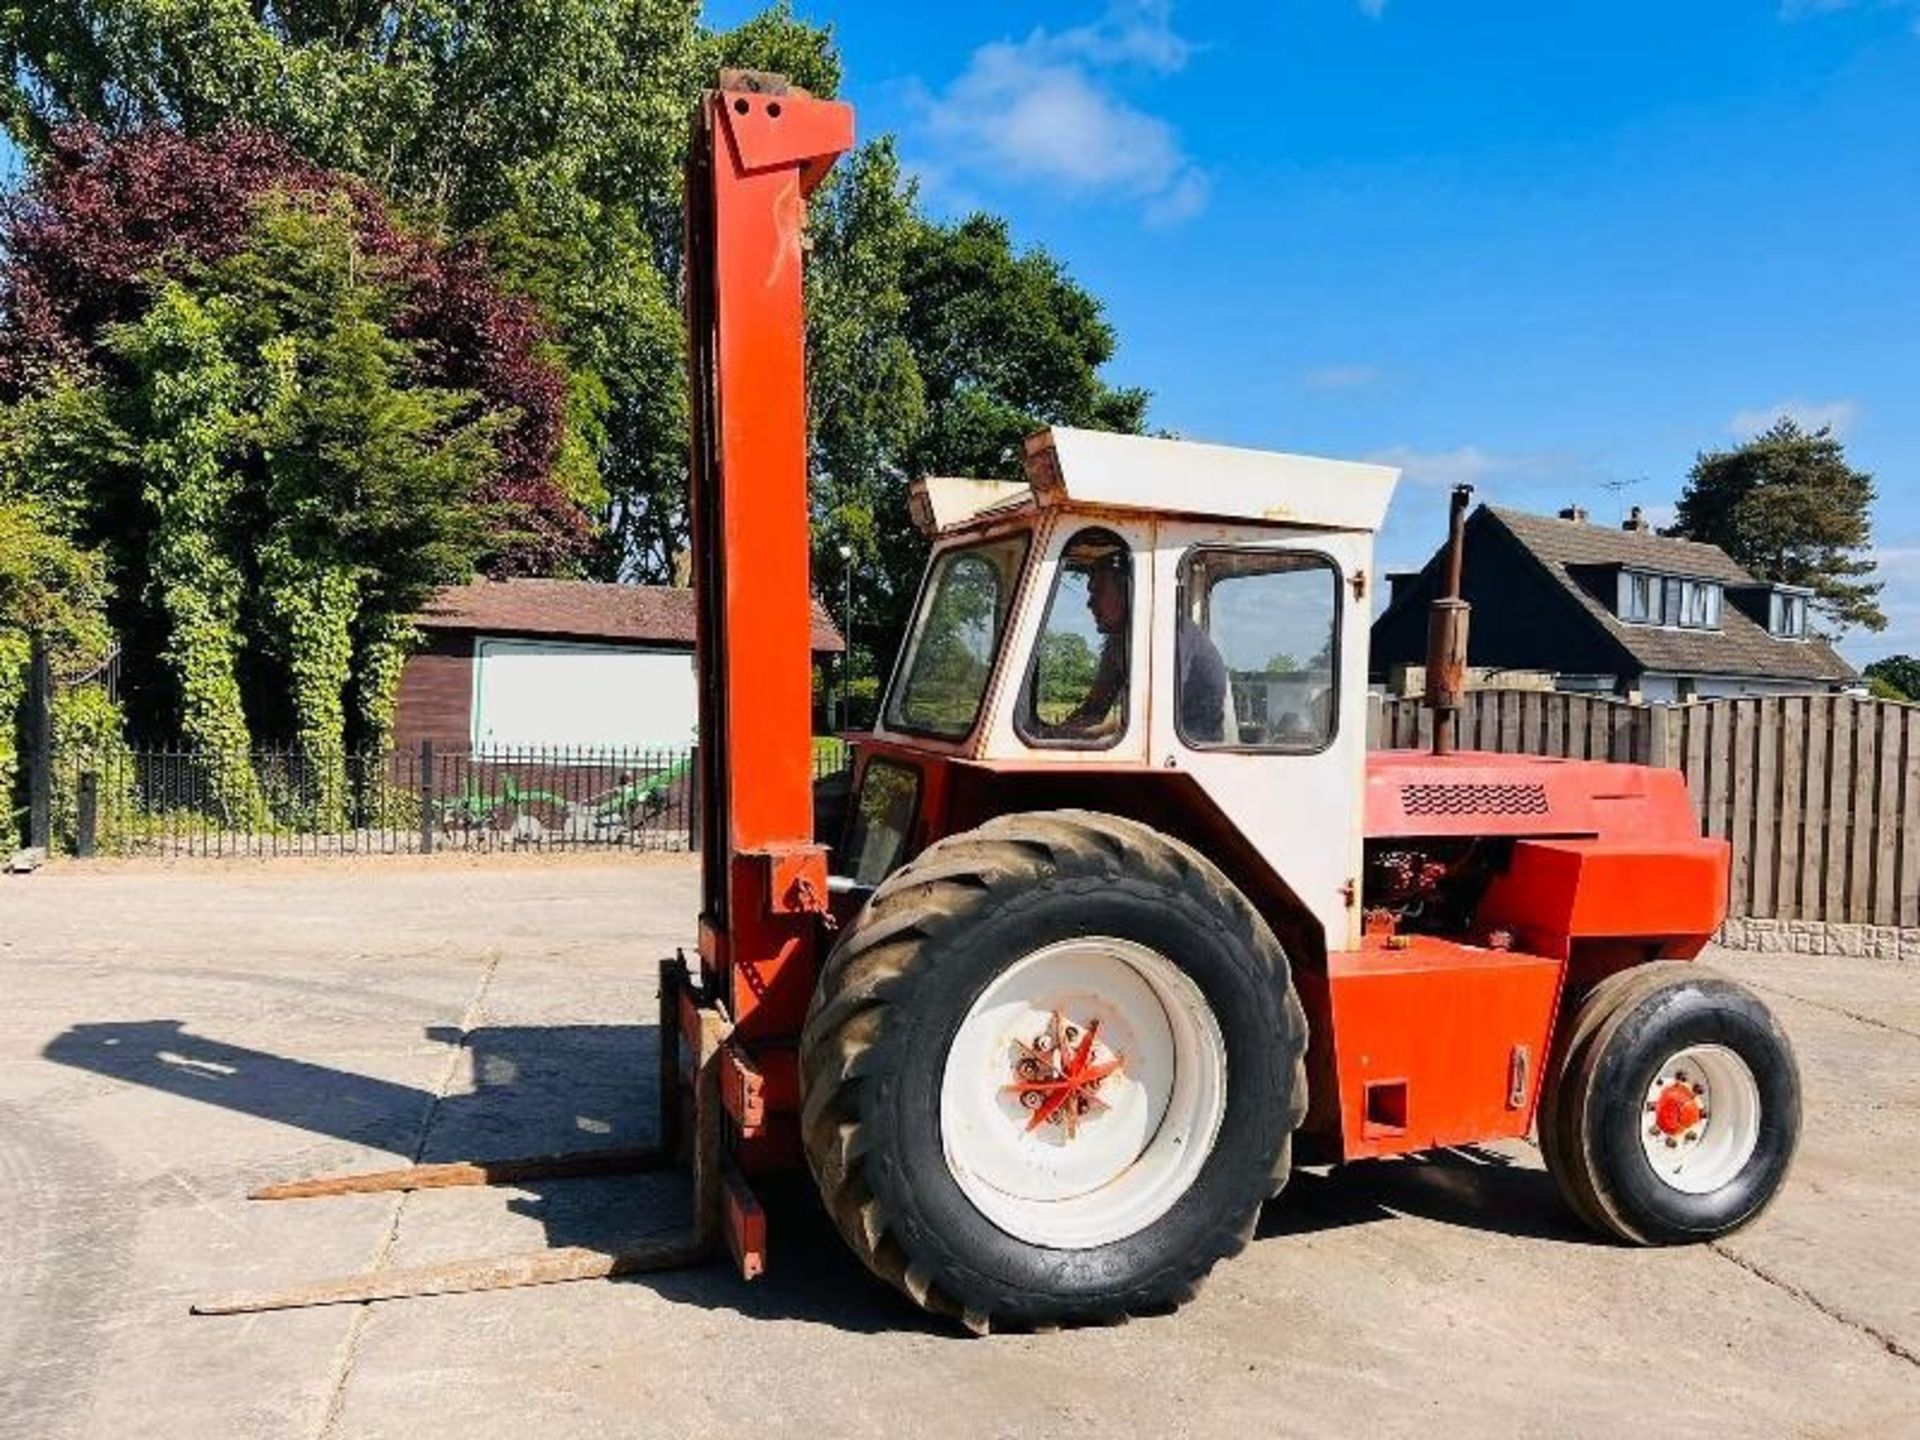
[472,638,697,753]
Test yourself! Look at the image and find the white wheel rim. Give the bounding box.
[938,937,1228,1249]
[1638,1044,1761,1194]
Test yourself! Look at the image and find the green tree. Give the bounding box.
[1,188,506,816]
[1864,655,1920,701]
[0,497,115,841]
[99,196,498,805]
[1034,631,1099,719]
[806,194,1150,670]
[0,0,844,584]
[2,2,1153,685]
[1668,419,1885,636]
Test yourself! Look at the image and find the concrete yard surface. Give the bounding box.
[2,857,1916,1439]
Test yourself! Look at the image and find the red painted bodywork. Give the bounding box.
[1296,935,1563,1160]
[838,741,1729,1163]
[686,87,852,1058]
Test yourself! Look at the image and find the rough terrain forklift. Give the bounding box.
[210,74,1799,1332]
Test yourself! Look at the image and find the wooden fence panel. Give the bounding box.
[1370,689,1916,927]
[1751,699,1780,919]
[1872,701,1904,927]
[1900,706,1920,929]
[1775,697,1805,920]
[1822,699,1853,922]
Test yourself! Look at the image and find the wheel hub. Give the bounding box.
[939,936,1228,1248]
[1638,1044,1759,1193]
[1651,1078,1706,1140]
[1004,1012,1125,1139]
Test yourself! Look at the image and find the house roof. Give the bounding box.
[1481,506,1855,683]
[417,579,846,654]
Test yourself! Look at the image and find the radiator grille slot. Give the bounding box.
[1400,782,1550,817]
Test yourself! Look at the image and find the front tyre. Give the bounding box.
[1543,964,1800,1245]
[799,810,1306,1331]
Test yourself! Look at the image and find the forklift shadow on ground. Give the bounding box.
[1263,1149,1608,1248]
[38,1016,943,1334]
[42,1015,1605,1331]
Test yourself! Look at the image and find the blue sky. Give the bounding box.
[712,0,1919,663]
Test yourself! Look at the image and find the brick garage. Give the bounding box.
[393,578,844,758]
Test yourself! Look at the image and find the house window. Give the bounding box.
[1638,575,1722,631]
[1619,571,1657,623]
[1771,590,1810,639]
[1685,580,1722,629]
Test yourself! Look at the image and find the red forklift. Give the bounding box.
[211,74,1798,1333]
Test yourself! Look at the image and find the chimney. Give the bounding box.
[1622,505,1650,534]
[1557,505,1590,524]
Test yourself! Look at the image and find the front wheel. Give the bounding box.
[1541,963,1800,1245]
[799,810,1306,1331]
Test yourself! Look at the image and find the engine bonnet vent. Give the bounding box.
[1400,782,1550,818]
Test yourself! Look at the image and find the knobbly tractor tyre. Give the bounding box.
[798,809,1307,1332]
[1540,962,1800,1246]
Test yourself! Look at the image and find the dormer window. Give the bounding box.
[1620,570,1657,623]
[1771,588,1811,640]
[1617,569,1721,630]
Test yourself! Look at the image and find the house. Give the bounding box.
[1371,504,1857,702]
[393,578,845,756]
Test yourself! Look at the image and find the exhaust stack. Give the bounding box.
[1425,484,1473,756]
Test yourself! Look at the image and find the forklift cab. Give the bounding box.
[841,426,1401,957]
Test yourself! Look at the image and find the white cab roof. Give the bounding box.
[1027,427,1399,533]
[907,427,1400,538]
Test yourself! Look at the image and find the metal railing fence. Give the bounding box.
[50,741,851,859]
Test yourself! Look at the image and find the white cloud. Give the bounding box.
[1727,398,1861,438]
[1778,0,1920,27]
[1303,363,1382,391]
[1364,444,1516,488]
[909,3,1208,224]
[1356,0,1389,16]
[1839,544,1920,664]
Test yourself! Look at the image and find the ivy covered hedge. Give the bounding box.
[0,127,593,794]
[0,497,114,842]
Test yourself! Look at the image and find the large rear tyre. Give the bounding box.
[799,810,1306,1332]
[1541,964,1800,1245]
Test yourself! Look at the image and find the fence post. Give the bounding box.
[687,744,702,853]
[26,632,52,852]
[419,739,435,855]
[1646,704,1674,770]
[75,770,98,858]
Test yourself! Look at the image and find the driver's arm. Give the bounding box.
[1057,635,1127,733]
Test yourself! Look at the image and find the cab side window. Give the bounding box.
[1178,550,1340,751]
[1020,528,1131,748]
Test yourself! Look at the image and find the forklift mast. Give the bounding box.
[683,75,853,1045]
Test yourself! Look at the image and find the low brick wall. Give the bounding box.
[1716,916,1920,961]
